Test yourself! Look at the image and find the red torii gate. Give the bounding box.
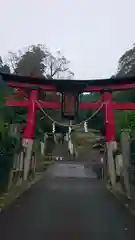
[1,72,135,144]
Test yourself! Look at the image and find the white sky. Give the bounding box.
[0,0,135,79]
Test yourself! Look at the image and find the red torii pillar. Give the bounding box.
[79,90,117,186]
[79,90,135,187]
[102,91,116,186]
[23,90,38,140]
[23,89,38,180]
[6,89,61,142]
[6,88,61,180]
[102,91,116,143]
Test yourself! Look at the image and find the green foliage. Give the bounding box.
[114,43,135,140]
[13,45,47,76]
[0,58,22,190]
[114,111,128,141]
[117,44,135,77]
[113,89,135,102]
[0,122,21,191]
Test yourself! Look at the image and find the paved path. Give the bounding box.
[0,162,135,240]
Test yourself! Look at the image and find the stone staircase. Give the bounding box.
[52,142,72,161]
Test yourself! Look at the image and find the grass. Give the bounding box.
[71,128,101,148]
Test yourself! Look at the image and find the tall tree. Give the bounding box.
[116,44,135,77]
[0,56,11,114]
[7,44,74,79]
[44,50,74,79]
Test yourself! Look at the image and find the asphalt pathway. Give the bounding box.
[0,162,135,240]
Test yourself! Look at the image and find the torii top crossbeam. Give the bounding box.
[1,72,135,92]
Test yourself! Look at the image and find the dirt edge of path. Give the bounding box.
[107,184,135,216]
[0,172,45,214]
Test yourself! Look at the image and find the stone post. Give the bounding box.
[121,129,131,198]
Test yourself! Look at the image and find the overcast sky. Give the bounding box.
[0,0,134,79]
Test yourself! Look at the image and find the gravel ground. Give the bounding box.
[0,162,135,240]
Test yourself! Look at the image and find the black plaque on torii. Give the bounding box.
[61,92,79,120]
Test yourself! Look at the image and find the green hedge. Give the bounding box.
[0,133,21,192]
